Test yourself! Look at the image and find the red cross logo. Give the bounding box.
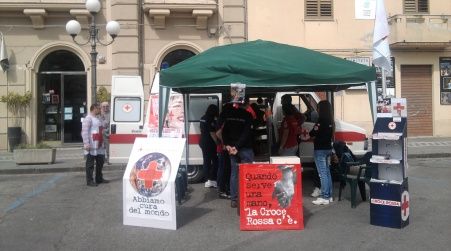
[300,128,310,141]
[123,103,133,113]
[168,110,174,121]
[401,191,410,221]
[92,127,104,147]
[393,102,405,116]
[388,122,397,130]
[137,161,163,189]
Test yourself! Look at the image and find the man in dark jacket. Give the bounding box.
[219,102,254,208]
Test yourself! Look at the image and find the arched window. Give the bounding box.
[40,50,85,72]
[160,49,195,70]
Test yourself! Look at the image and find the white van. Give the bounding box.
[109,76,146,164]
[109,76,368,183]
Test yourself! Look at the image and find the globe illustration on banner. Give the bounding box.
[129,152,171,197]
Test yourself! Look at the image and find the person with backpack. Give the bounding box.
[309,100,335,205]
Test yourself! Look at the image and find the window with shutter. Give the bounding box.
[404,0,429,14]
[305,0,333,20]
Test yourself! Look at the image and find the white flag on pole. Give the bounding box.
[0,32,9,72]
[372,0,392,77]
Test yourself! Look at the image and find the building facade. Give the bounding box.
[248,0,451,136]
[0,0,246,150]
[0,0,450,150]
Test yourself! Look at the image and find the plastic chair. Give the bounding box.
[334,141,372,208]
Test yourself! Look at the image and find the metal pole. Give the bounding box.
[90,13,98,105]
[381,69,387,98]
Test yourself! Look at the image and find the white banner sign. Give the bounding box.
[123,137,186,230]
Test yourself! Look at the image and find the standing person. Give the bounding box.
[81,104,109,186]
[216,103,233,199]
[199,104,220,188]
[99,101,110,164]
[278,104,299,156]
[309,100,334,205]
[221,101,254,208]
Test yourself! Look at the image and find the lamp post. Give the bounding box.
[65,0,120,104]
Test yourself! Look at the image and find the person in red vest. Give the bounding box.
[278,104,301,156]
[81,103,109,187]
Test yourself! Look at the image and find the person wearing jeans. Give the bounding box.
[314,149,333,201]
[219,101,254,208]
[229,147,254,204]
[309,100,334,205]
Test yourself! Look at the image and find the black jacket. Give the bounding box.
[309,118,333,150]
[220,107,253,150]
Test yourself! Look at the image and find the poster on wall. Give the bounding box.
[355,0,376,19]
[123,137,186,230]
[375,57,396,100]
[440,57,451,105]
[239,164,304,231]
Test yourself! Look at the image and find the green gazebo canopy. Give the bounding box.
[159,40,376,94]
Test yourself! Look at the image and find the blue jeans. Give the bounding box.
[230,147,254,201]
[314,149,332,199]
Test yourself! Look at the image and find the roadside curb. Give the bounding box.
[408,153,451,159]
[0,164,126,175]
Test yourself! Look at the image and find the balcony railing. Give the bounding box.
[388,14,451,49]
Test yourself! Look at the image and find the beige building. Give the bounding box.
[0,0,246,150]
[248,0,451,137]
[0,0,450,151]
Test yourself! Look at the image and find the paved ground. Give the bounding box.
[0,157,450,250]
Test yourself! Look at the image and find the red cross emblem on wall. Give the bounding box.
[123,103,133,113]
[393,102,405,116]
[137,161,163,189]
[401,191,410,221]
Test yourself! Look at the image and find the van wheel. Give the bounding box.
[187,165,203,183]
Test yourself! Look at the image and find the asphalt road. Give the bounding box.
[1,158,450,251]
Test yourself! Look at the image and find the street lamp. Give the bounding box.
[65,0,120,104]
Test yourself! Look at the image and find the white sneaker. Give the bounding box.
[312,198,330,205]
[205,180,217,188]
[329,197,333,203]
[311,187,321,197]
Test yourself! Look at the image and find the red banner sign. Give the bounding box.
[239,164,304,231]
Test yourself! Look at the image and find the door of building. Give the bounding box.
[401,65,433,136]
[38,50,86,145]
[62,74,87,143]
[38,73,87,144]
